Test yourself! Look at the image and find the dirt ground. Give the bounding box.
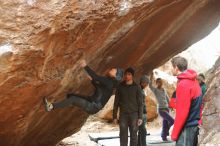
[57,115,176,146]
[57,114,217,146]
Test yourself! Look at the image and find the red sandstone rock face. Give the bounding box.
[146,94,158,122]
[0,0,220,146]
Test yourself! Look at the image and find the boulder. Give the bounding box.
[200,57,220,145]
[0,0,220,146]
[98,94,158,122]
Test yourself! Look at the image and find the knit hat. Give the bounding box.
[198,73,205,81]
[125,67,135,76]
[116,68,124,81]
[140,75,150,84]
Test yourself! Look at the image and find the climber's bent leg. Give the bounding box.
[53,95,102,114]
[52,95,88,109]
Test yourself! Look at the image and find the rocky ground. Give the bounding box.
[57,116,117,146]
[57,114,176,146]
[57,113,220,146]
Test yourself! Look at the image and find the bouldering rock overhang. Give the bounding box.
[0,0,220,146]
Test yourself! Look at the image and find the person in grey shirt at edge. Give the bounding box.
[149,72,174,141]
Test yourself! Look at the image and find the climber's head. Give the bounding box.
[108,68,123,81]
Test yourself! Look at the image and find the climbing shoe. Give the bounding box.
[43,97,53,112]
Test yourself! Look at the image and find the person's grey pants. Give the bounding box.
[176,126,199,146]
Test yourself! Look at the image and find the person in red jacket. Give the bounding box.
[171,56,202,146]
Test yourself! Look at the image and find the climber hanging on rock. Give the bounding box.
[43,59,124,114]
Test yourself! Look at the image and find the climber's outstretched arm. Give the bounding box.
[80,60,109,86]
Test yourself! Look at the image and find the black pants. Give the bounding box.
[119,112,139,146]
[52,81,103,114]
[138,114,147,146]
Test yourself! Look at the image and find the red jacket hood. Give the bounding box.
[177,69,197,80]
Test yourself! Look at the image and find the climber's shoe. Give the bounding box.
[43,97,53,112]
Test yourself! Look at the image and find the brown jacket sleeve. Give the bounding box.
[113,88,120,119]
[137,86,143,119]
